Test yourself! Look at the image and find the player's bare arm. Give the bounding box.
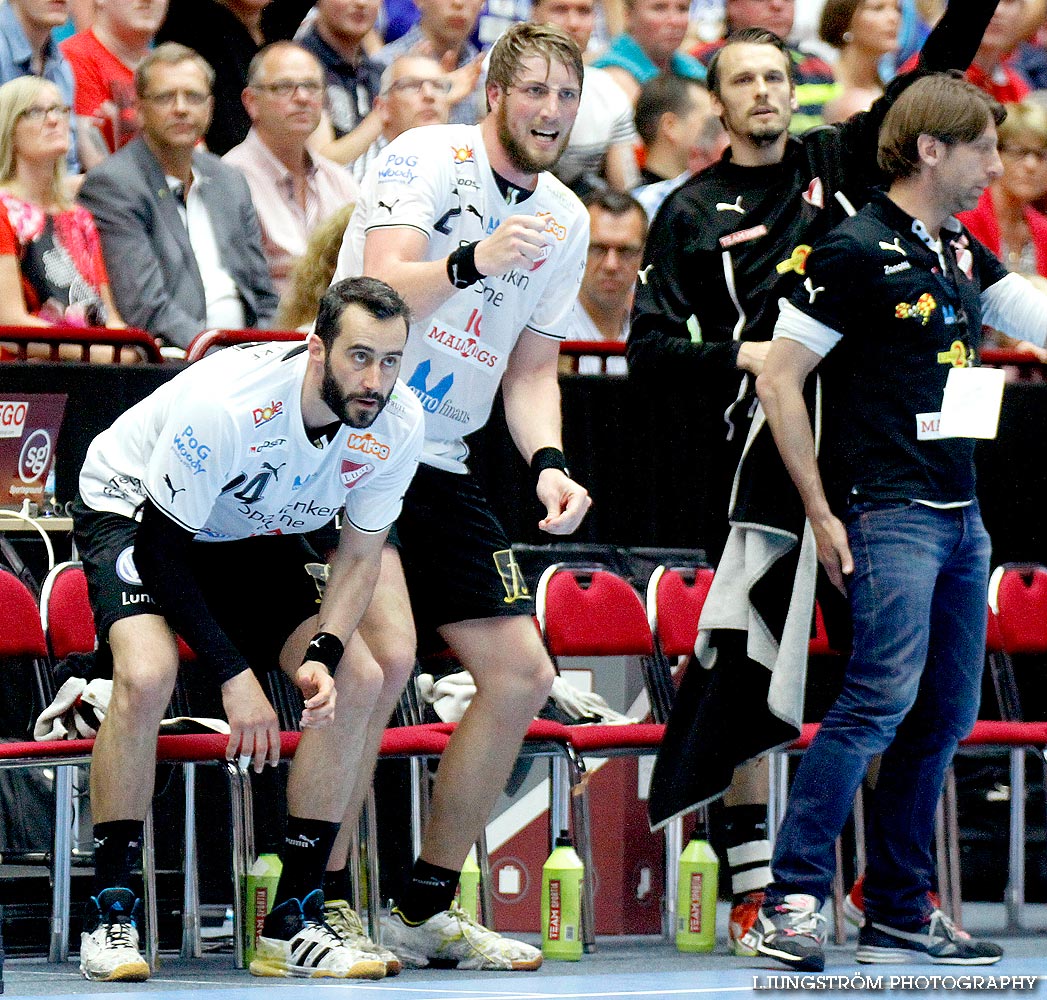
[501,329,592,534]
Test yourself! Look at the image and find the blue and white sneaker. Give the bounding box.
[80,888,149,982]
[857,909,1002,965]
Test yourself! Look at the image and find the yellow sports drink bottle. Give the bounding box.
[541,832,584,960]
[676,836,719,952]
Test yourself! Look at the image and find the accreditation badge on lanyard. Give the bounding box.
[937,366,1006,439]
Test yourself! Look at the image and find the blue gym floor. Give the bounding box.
[7,905,1047,1000]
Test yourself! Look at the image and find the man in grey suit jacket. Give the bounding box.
[78,42,278,351]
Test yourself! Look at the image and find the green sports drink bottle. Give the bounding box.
[541,832,584,960]
[676,836,719,952]
[456,848,481,921]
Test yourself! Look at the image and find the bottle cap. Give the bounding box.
[555,830,573,848]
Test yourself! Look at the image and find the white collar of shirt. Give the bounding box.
[165,170,245,329]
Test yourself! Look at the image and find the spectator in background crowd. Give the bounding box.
[78,43,277,350]
[61,0,168,158]
[373,0,485,124]
[0,75,122,332]
[594,0,706,105]
[958,98,1047,362]
[563,189,647,373]
[157,0,314,155]
[819,0,901,123]
[632,74,720,187]
[961,100,1047,277]
[299,0,382,141]
[899,0,1032,102]
[224,42,359,295]
[0,0,82,172]
[694,0,839,132]
[351,55,452,181]
[631,75,726,218]
[274,202,353,329]
[531,0,639,192]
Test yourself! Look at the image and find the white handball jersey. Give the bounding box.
[334,124,589,473]
[79,342,424,540]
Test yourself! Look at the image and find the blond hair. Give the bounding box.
[275,204,355,331]
[0,76,69,209]
[486,22,583,112]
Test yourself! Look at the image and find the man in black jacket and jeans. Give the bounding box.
[631,2,1001,955]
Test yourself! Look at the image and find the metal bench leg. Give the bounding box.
[49,764,74,963]
[142,809,160,972]
[1005,748,1026,931]
[181,764,202,959]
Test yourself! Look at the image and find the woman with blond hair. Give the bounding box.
[275,203,354,331]
[0,75,122,331]
[960,100,1047,277]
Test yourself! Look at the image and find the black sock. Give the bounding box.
[92,820,144,898]
[322,867,353,904]
[723,804,771,902]
[271,817,340,909]
[394,859,460,924]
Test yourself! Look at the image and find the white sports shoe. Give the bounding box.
[382,904,543,971]
[79,888,150,982]
[249,890,386,979]
[324,898,402,975]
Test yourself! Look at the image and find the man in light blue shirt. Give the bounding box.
[0,0,80,172]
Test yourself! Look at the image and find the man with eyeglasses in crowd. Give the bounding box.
[78,42,278,351]
[562,189,647,374]
[327,22,592,970]
[351,54,454,182]
[224,41,360,295]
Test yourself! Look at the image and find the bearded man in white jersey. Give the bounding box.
[71,277,424,983]
[327,20,593,971]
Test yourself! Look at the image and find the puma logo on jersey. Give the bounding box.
[716,196,745,214]
[164,474,186,504]
[804,277,825,304]
[637,264,653,285]
[261,461,285,481]
[466,204,483,221]
[879,238,907,256]
[377,199,400,214]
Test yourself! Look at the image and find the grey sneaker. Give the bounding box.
[741,893,827,972]
[857,910,1002,965]
[323,898,402,975]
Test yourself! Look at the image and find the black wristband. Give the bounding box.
[447,242,484,288]
[531,446,569,482]
[304,632,344,671]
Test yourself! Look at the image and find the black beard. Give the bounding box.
[321,361,388,429]
[748,124,785,147]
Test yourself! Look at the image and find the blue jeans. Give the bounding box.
[768,500,990,926]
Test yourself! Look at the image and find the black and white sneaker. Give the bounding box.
[857,909,1003,965]
[79,888,149,982]
[741,893,827,972]
[249,889,386,979]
